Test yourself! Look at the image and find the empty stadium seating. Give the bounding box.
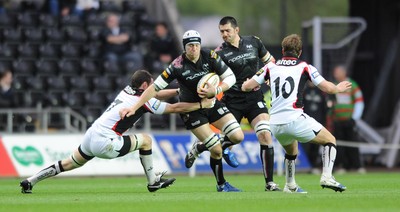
[1,1,177,130]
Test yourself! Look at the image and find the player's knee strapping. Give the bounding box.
[132,134,144,151]
[71,154,84,168]
[221,119,241,138]
[203,133,220,150]
[254,120,270,136]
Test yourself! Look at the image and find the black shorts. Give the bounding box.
[180,100,231,130]
[222,93,269,124]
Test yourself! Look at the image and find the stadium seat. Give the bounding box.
[45,28,66,44]
[46,90,65,107]
[102,61,121,76]
[25,75,46,91]
[58,59,81,76]
[120,13,135,28]
[61,15,84,28]
[0,59,13,71]
[39,14,59,28]
[0,44,17,59]
[65,27,88,44]
[69,76,91,91]
[39,43,60,59]
[100,1,121,13]
[86,27,102,42]
[2,28,24,44]
[63,91,86,109]
[115,75,130,90]
[17,43,38,59]
[122,0,146,13]
[17,13,38,28]
[85,91,107,107]
[0,13,17,28]
[85,13,106,27]
[23,28,44,44]
[46,75,69,91]
[81,59,101,76]
[92,75,114,91]
[81,106,104,125]
[84,42,102,59]
[36,59,59,76]
[60,43,82,59]
[12,59,36,76]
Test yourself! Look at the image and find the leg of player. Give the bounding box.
[310,127,347,192]
[132,134,176,192]
[191,124,241,192]
[20,148,91,194]
[212,114,243,168]
[250,113,280,191]
[282,141,307,194]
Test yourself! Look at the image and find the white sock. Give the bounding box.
[28,161,64,186]
[139,151,156,185]
[322,144,337,178]
[285,155,297,187]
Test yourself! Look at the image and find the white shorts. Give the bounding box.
[80,127,131,159]
[270,113,323,146]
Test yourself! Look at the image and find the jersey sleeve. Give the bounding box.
[153,57,181,91]
[210,50,229,75]
[254,36,268,59]
[252,64,269,84]
[144,98,167,114]
[308,64,325,86]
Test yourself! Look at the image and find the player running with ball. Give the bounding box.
[242,34,348,193]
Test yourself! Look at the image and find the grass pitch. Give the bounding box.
[1,172,399,212]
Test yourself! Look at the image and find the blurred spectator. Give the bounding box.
[73,0,99,18]
[146,22,178,74]
[301,81,328,174]
[0,69,17,108]
[331,65,366,174]
[100,13,143,70]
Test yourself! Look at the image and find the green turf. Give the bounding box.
[1,173,399,212]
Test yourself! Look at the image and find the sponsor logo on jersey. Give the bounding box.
[276,59,298,66]
[185,71,208,81]
[224,52,233,57]
[162,70,169,79]
[191,120,200,126]
[152,100,161,110]
[210,50,218,59]
[256,68,265,76]
[228,52,253,63]
[311,71,320,79]
[182,70,191,76]
[202,63,210,72]
[246,44,253,49]
[257,101,265,108]
[172,56,183,68]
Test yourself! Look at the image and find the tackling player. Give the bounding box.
[242,34,349,193]
[120,30,244,192]
[20,70,215,194]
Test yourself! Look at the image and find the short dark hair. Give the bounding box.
[130,70,153,88]
[219,16,238,28]
[156,21,168,29]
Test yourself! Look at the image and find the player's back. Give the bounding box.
[266,57,313,124]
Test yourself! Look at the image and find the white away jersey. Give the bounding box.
[91,86,167,137]
[253,57,325,124]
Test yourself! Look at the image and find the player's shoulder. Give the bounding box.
[214,44,224,52]
[171,55,184,69]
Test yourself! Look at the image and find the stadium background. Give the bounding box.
[0,0,400,177]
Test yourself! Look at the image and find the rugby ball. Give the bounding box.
[197,73,220,92]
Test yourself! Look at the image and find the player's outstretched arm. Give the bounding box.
[242,78,261,92]
[155,88,179,100]
[317,80,352,94]
[164,98,216,114]
[119,84,158,118]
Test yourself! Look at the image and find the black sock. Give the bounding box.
[221,137,234,150]
[260,145,274,183]
[210,157,225,185]
[196,143,208,153]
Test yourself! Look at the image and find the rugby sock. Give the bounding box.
[260,145,274,183]
[221,137,234,150]
[285,154,297,186]
[322,143,337,178]
[28,161,64,185]
[210,157,225,185]
[196,143,208,153]
[139,149,156,185]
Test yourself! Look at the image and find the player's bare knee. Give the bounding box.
[222,119,243,144]
[257,131,272,145]
[210,145,223,158]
